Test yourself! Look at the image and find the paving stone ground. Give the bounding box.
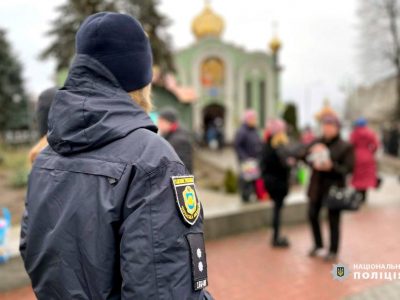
[205,206,400,300]
[345,282,400,300]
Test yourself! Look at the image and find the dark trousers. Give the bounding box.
[272,196,285,241]
[239,178,254,202]
[357,190,367,203]
[308,197,341,254]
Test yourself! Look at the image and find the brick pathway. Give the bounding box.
[346,282,400,300]
[205,206,400,300]
[1,206,399,300]
[0,286,34,300]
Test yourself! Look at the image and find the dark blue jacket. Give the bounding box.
[164,127,193,173]
[20,55,212,300]
[234,124,262,162]
[260,140,291,200]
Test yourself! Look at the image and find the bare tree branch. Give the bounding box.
[358,0,400,118]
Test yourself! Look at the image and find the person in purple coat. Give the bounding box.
[234,110,262,202]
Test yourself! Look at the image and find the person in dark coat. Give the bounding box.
[350,118,379,201]
[37,87,57,137]
[301,125,315,146]
[158,107,193,173]
[305,114,354,262]
[234,110,262,202]
[260,119,295,247]
[387,122,399,157]
[20,13,213,300]
[28,87,57,164]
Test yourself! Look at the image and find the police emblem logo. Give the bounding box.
[331,263,350,281]
[337,266,345,277]
[171,176,201,226]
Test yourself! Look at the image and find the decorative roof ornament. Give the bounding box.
[269,21,282,54]
[192,0,224,40]
[269,36,282,54]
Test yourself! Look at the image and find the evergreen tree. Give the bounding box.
[40,0,116,71]
[120,0,175,74]
[0,29,29,133]
[282,102,299,137]
[41,0,175,75]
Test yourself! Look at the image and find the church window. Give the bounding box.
[245,80,252,108]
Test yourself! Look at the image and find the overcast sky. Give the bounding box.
[0,0,360,125]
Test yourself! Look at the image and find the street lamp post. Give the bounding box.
[269,31,282,118]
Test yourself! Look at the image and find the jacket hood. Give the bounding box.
[47,54,157,155]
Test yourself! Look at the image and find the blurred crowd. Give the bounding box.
[232,107,383,262]
[28,83,390,265]
[28,82,394,264]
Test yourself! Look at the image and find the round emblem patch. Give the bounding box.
[183,186,197,214]
[171,176,201,226]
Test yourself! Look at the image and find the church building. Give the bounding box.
[153,2,283,141]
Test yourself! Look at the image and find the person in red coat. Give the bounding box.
[350,118,379,202]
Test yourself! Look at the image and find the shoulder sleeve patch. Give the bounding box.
[186,233,208,291]
[171,175,201,226]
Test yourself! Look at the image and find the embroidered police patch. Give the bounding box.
[171,175,201,226]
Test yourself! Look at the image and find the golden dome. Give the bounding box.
[192,2,224,40]
[269,36,282,53]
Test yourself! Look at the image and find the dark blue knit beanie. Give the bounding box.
[76,12,153,92]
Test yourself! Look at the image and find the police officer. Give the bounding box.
[20,13,213,299]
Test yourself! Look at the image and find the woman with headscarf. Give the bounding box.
[350,118,379,202]
[260,119,295,247]
[306,114,354,262]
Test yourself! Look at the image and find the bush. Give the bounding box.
[0,143,30,171]
[9,168,29,188]
[282,102,299,138]
[224,169,238,194]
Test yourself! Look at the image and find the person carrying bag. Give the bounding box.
[304,113,354,262]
